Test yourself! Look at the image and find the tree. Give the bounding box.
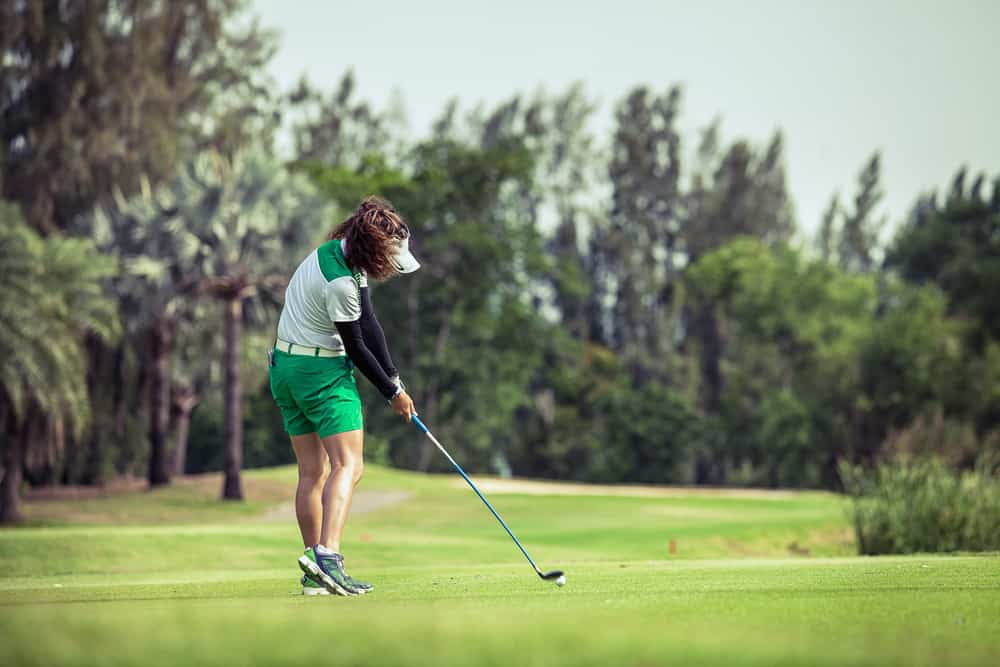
[303,135,549,473]
[89,190,191,486]
[1,0,276,232]
[838,153,885,274]
[287,71,396,168]
[169,302,220,477]
[152,150,329,499]
[439,86,602,345]
[0,203,118,522]
[92,148,325,496]
[88,180,211,487]
[386,138,546,473]
[60,329,144,485]
[685,236,971,487]
[530,86,601,341]
[686,238,875,485]
[854,282,968,462]
[888,168,1000,349]
[818,194,840,263]
[681,126,795,448]
[683,130,795,262]
[888,168,1000,436]
[590,86,684,375]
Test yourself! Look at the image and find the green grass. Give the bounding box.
[2,464,998,666]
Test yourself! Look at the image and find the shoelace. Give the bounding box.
[318,555,346,577]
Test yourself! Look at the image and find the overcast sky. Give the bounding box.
[254,0,999,238]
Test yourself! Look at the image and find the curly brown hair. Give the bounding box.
[328,195,410,280]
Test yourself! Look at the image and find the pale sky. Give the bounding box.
[254,0,1000,238]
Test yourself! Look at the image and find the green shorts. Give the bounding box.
[269,349,363,437]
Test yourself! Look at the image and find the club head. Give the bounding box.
[538,569,564,580]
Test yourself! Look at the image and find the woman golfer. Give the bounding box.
[269,195,418,596]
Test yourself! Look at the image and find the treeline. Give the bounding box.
[2,1,998,522]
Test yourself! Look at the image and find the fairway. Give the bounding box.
[2,465,998,666]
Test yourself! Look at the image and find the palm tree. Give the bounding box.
[0,203,119,523]
[89,180,205,486]
[168,300,221,477]
[154,150,327,499]
[94,150,324,498]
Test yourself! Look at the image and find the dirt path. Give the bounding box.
[256,490,413,523]
[23,474,413,526]
[453,477,809,500]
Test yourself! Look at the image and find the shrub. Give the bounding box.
[840,458,1000,554]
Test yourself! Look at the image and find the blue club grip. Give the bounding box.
[411,414,429,433]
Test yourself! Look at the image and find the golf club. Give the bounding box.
[411,415,565,584]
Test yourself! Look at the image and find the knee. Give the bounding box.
[299,466,327,490]
[333,458,364,486]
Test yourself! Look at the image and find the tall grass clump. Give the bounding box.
[840,458,1000,555]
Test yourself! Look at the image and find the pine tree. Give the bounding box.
[888,167,1000,350]
[591,86,684,378]
[287,71,394,168]
[1,0,276,232]
[683,130,795,262]
[679,125,796,483]
[818,194,840,263]
[838,153,885,274]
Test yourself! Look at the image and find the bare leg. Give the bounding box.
[291,433,327,548]
[319,429,364,553]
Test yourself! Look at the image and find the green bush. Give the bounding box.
[840,458,1000,554]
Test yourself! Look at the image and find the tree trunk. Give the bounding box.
[122,345,150,475]
[148,321,173,487]
[171,383,198,477]
[693,300,725,485]
[99,342,126,480]
[696,301,724,416]
[112,342,127,438]
[416,392,438,472]
[81,337,120,485]
[171,408,192,477]
[221,297,244,500]
[416,317,451,472]
[1,421,24,524]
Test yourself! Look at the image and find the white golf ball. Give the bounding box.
[555,575,566,587]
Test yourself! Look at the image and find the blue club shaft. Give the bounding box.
[411,415,541,574]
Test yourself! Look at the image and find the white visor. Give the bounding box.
[391,236,420,274]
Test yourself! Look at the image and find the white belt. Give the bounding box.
[275,338,345,358]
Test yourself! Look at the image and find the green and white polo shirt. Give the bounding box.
[277,239,366,351]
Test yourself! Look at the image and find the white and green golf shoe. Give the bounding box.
[301,574,330,596]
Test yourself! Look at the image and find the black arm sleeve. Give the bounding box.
[335,320,399,400]
[359,287,398,378]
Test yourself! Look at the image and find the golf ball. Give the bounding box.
[555,575,566,587]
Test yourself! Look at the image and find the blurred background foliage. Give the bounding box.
[2,1,999,540]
